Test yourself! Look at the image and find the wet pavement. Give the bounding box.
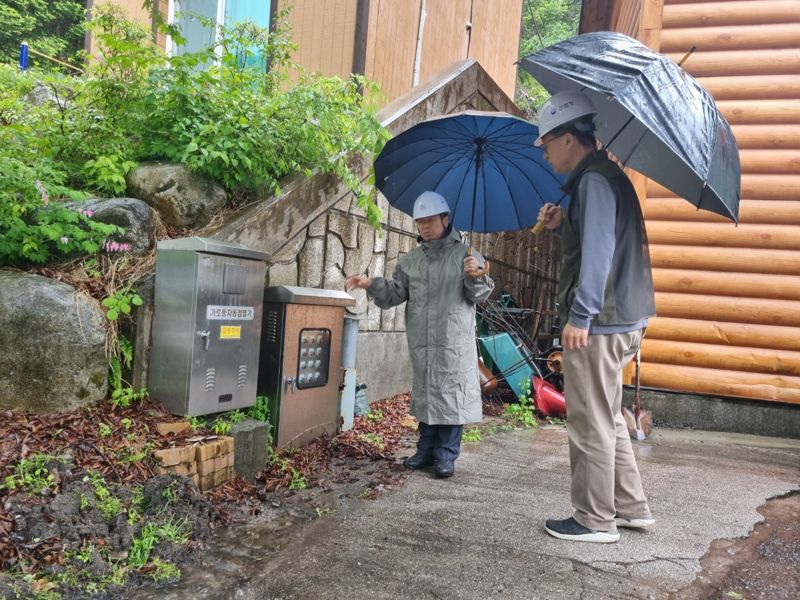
[131,426,800,600]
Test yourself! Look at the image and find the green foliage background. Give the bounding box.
[0,0,85,66]
[515,0,582,117]
[0,6,388,267]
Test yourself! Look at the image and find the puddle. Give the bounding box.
[671,491,800,600]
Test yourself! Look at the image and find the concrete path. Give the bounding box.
[237,426,800,600]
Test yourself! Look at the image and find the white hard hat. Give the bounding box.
[412,191,450,220]
[534,91,597,146]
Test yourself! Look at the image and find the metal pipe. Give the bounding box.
[23,45,84,74]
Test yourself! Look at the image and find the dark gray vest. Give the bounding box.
[557,152,656,328]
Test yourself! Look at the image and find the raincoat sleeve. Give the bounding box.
[463,250,494,304]
[366,262,410,309]
[569,172,616,329]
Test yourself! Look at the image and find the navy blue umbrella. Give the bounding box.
[373,111,565,233]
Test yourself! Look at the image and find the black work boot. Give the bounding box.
[434,459,454,478]
[403,453,434,470]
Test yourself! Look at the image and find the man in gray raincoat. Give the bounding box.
[345,191,494,478]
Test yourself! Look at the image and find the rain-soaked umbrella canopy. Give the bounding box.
[520,31,740,222]
[373,111,565,233]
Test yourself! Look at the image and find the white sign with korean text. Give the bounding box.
[206,305,255,320]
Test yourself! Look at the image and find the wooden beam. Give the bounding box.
[642,338,800,376]
[647,222,800,250]
[578,0,614,34]
[666,49,800,77]
[640,363,800,403]
[731,124,800,149]
[649,244,800,276]
[662,0,800,28]
[351,0,370,77]
[660,23,800,52]
[697,75,800,101]
[647,175,800,201]
[645,198,800,225]
[646,316,800,351]
[652,268,800,300]
[655,291,800,327]
[738,149,800,174]
[716,99,800,125]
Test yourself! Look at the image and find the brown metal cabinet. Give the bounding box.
[258,286,356,448]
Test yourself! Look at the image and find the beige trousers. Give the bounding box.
[563,329,650,530]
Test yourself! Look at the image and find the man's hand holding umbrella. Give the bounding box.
[537,203,563,231]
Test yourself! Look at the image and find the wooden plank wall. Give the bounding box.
[280,0,360,79]
[468,0,525,96]
[363,0,422,103]
[363,0,523,103]
[642,0,800,403]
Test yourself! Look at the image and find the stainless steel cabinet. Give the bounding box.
[149,237,269,416]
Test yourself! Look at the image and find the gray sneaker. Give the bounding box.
[615,515,655,529]
[545,517,620,543]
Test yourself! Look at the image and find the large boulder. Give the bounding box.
[66,198,155,255]
[0,272,108,412]
[126,163,227,229]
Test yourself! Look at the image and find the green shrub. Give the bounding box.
[0,5,388,269]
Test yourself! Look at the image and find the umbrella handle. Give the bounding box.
[467,247,489,278]
[532,194,568,236]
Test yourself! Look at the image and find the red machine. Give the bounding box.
[531,376,566,417]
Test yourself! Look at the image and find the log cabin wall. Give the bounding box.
[583,0,800,404]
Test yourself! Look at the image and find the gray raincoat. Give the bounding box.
[367,227,494,425]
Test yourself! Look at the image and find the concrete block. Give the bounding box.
[195,437,234,462]
[214,466,234,486]
[231,419,270,480]
[155,421,190,436]
[153,445,195,467]
[198,473,215,492]
[154,461,196,478]
[197,457,216,477]
[198,466,234,491]
[215,452,234,470]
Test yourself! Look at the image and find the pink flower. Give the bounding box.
[81,209,94,217]
[103,239,132,253]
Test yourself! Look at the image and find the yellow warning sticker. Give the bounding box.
[220,325,241,340]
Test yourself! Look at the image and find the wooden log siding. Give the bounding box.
[634,0,800,403]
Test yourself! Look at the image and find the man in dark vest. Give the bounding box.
[535,90,657,543]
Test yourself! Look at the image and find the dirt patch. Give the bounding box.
[672,491,800,600]
[0,392,424,598]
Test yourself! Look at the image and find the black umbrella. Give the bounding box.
[520,31,740,222]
